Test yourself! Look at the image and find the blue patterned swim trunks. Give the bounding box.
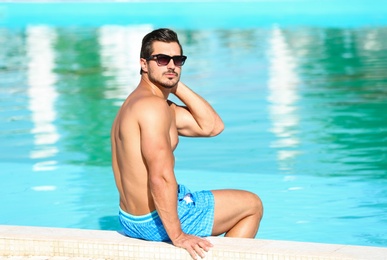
[119,184,215,242]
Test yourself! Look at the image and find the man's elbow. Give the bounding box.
[149,172,176,191]
[208,120,225,137]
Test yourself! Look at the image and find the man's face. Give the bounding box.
[143,41,182,89]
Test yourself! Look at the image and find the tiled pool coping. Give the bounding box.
[1,225,386,259]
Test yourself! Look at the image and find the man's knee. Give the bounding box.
[247,192,263,219]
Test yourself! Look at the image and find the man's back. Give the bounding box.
[111,86,178,216]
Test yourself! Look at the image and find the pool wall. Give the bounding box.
[1,225,386,259]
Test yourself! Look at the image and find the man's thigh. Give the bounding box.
[210,189,261,236]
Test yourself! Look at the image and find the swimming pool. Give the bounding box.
[0,0,387,248]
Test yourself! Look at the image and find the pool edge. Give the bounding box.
[1,225,386,259]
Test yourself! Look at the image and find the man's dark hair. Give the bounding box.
[140,28,183,74]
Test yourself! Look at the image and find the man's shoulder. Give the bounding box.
[130,94,168,111]
[121,94,170,123]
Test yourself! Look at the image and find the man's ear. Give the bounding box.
[140,58,148,73]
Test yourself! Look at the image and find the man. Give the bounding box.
[111,28,263,259]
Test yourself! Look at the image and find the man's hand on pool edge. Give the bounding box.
[172,232,213,259]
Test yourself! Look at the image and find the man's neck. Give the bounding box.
[140,76,171,100]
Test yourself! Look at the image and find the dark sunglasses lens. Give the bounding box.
[173,56,186,66]
[157,55,171,66]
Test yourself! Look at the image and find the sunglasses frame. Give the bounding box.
[146,54,187,67]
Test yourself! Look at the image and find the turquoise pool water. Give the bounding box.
[1,1,387,247]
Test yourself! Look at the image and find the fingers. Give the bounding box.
[174,235,213,260]
[187,245,200,260]
[198,238,213,252]
[188,240,208,260]
[193,244,204,259]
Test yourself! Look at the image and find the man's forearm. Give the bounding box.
[174,82,224,136]
[150,175,183,241]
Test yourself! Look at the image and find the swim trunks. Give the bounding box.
[119,184,215,242]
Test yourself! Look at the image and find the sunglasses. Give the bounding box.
[146,54,187,67]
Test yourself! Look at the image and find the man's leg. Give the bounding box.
[211,189,263,238]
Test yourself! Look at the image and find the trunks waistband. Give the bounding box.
[119,207,160,223]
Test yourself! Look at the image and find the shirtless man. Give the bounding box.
[111,28,263,259]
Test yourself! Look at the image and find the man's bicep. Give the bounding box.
[138,104,174,173]
[174,105,203,136]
